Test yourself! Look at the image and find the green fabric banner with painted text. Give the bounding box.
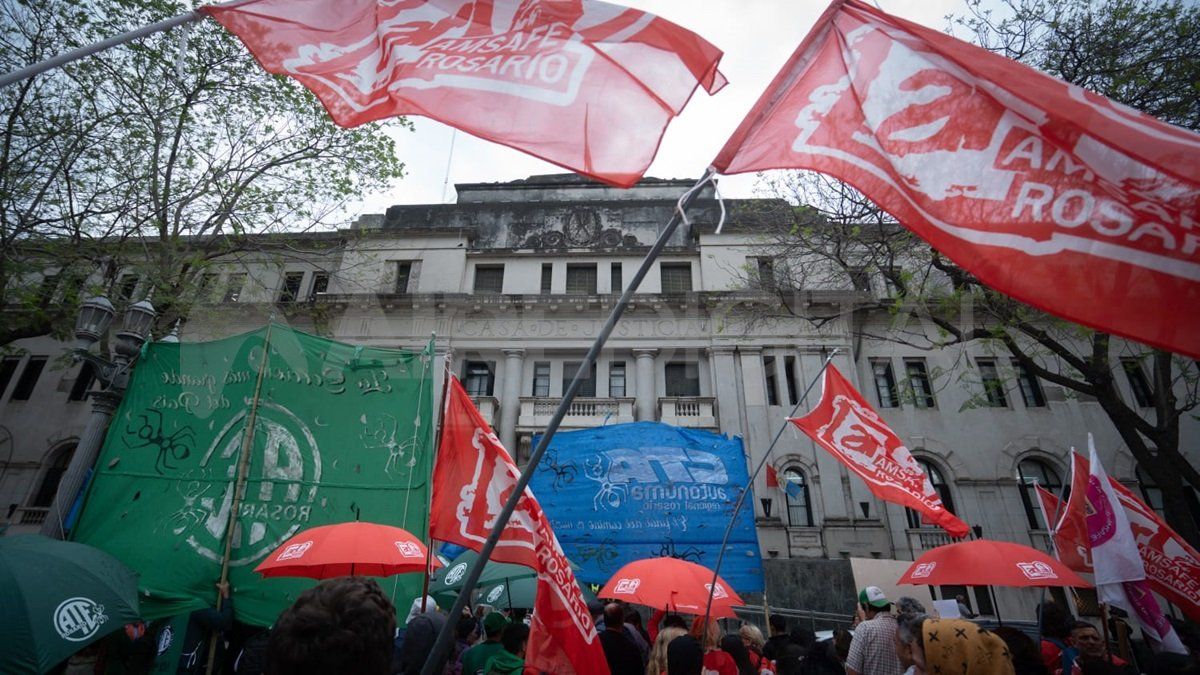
[72,324,435,626]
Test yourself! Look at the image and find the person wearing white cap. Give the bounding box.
[846,586,904,675]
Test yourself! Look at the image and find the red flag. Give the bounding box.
[201,0,726,188]
[789,365,969,538]
[430,376,608,675]
[1035,485,1092,574]
[1069,454,1200,621]
[765,464,780,488]
[712,0,1200,358]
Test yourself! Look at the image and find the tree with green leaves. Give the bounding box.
[743,0,1200,546]
[0,0,408,343]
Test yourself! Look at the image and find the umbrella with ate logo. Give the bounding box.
[598,557,745,618]
[898,539,1091,588]
[254,521,439,579]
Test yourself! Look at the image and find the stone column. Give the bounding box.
[773,348,792,406]
[707,346,741,435]
[633,348,658,421]
[499,348,525,452]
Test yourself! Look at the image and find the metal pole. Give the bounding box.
[204,323,273,675]
[40,389,121,538]
[420,168,716,675]
[0,12,202,89]
[419,338,450,612]
[701,350,838,627]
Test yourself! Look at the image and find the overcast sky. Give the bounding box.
[350,0,967,216]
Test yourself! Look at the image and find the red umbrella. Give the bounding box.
[598,557,745,618]
[254,522,439,579]
[898,539,1091,588]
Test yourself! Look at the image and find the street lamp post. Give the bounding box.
[40,296,156,539]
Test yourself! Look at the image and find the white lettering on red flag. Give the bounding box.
[430,376,608,675]
[713,0,1200,358]
[200,0,725,188]
[789,364,969,538]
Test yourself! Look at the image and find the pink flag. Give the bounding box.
[712,0,1200,358]
[430,376,608,675]
[1086,436,1187,654]
[201,0,726,188]
[789,364,969,538]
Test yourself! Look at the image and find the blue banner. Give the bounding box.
[531,422,763,592]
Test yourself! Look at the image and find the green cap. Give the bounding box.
[483,611,509,635]
[858,586,890,608]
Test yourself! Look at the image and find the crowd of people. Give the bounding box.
[53,578,1199,674]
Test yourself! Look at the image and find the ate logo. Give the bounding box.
[487,585,506,604]
[910,562,937,579]
[54,597,108,642]
[445,562,469,585]
[276,540,313,561]
[704,583,729,600]
[1016,561,1059,580]
[394,541,422,558]
[614,578,641,594]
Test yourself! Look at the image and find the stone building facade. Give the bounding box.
[1,174,1195,621]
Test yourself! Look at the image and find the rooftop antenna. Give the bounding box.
[441,129,458,204]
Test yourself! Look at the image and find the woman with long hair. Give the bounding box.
[690,617,737,675]
[649,627,688,675]
[738,624,775,674]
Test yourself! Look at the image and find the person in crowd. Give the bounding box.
[991,625,1049,675]
[955,595,978,619]
[739,624,773,673]
[689,617,737,675]
[628,609,652,647]
[461,612,509,675]
[622,605,651,666]
[667,634,705,675]
[797,640,846,675]
[266,577,396,675]
[399,596,446,675]
[482,622,529,675]
[720,633,762,675]
[649,627,689,675]
[175,581,235,674]
[1150,652,1200,675]
[1039,602,1079,675]
[896,597,927,616]
[1069,622,1135,675]
[602,602,646,675]
[832,629,852,664]
[846,586,904,675]
[232,626,270,675]
[787,627,816,659]
[764,615,790,661]
[774,656,803,675]
[895,614,1015,675]
[445,615,481,675]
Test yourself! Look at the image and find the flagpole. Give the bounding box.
[1036,457,1077,635]
[419,335,449,612]
[205,321,274,675]
[420,168,717,675]
[700,349,838,629]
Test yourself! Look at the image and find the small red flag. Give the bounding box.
[789,365,969,538]
[1034,485,1092,574]
[765,464,780,488]
[430,376,608,675]
[713,0,1200,358]
[201,0,726,188]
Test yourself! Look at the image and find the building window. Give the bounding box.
[1013,360,1046,408]
[848,268,871,292]
[906,458,955,528]
[31,445,75,507]
[116,274,140,302]
[665,361,700,397]
[197,273,219,301]
[68,361,96,402]
[609,361,627,397]
[37,274,60,305]
[660,263,692,293]
[1137,465,1164,516]
[223,274,247,302]
[1122,359,1153,408]
[1017,457,1063,530]
[278,272,305,303]
[473,265,504,294]
[905,359,935,408]
[540,264,553,294]
[784,468,814,527]
[463,361,495,396]
[756,257,776,291]
[563,361,597,397]
[784,356,798,406]
[11,356,47,401]
[309,272,330,299]
[872,359,899,408]
[532,362,551,397]
[611,263,623,294]
[0,356,21,399]
[395,261,414,294]
[764,356,779,406]
[565,264,597,295]
[977,359,1007,407]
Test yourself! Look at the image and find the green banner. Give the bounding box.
[72,324,435,626]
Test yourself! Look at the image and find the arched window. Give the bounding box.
[1016,457,1063,530]
[1137,465,1165,516]
[906,458,956,529]
[31,444,75,507]
[783,467,813,527]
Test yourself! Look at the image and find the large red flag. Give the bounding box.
[712,0,1200,358]
[1064,453,1200,621]
[789,364,969,538]
[430,376,608,675]
[1035,485,1092,574]
[201,0,725,188]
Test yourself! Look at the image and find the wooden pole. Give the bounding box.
[204,322,274,675]
[1100,603,1113,662]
